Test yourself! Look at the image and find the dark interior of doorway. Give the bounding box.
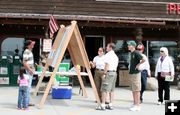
[85,36,104,84]
[85,36,104,61]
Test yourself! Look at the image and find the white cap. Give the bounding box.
[160,47,169,56]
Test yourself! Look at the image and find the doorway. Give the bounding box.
[85,35,105,61]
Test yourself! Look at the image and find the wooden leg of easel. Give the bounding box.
[86,68,101,105]
[38,72,55,108]
[33,64,48,97]
[75,67,87,97]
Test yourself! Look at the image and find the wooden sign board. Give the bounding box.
[34,21,100,108]
[51,26,72,67]
[46,25,67,65]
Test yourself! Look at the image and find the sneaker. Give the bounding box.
[28,103,35,106]
[162,101,165,105]
[96,105,106,111]
[157,101,162,105]
[106,105,114,110]
[24,108,29,110]
[140,99,143,104]
[129,106,141,111]
[17,108,22,110]
[129,104,135,108]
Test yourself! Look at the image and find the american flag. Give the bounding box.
[49,15,59,38]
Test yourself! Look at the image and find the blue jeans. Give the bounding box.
[140,70,148,101]
[26,72,33,105]
[18,86,28,108]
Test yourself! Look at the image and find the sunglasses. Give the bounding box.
[160,51,164,52]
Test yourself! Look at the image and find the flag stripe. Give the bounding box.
[50,17,58,30]
[49,15,59,38]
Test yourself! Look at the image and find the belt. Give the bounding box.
[96,69,104,71]
[107,70,116,72]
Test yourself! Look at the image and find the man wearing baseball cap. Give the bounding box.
[127,41,145,111]
[23,40,35,106]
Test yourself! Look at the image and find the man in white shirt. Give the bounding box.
[136,43,151,103]
[96,43,118,110]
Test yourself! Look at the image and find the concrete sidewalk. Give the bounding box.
[0,86,179,115]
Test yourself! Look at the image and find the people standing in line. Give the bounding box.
[155,47,174,105]
[17,67,29,110]
[23,40,35,106]
[128,41,145,111]
[90,47,105,102]
[96,43,118,110]
[136,43,151,103]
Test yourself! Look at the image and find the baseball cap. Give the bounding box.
[137,43,144,51]
[25,40,35,46]
[127,41,137,47]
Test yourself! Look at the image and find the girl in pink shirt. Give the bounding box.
[17,67,29,110]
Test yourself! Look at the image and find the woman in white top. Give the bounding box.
[90,47,105,102]
[155,47,174,105]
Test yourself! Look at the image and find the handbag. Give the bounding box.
[161,72,170,77]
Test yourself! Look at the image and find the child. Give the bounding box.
[17,67,29,110]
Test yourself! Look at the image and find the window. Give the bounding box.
[1,37,25,56]
[115,40,130,70]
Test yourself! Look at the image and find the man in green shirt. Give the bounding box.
[128,41,145,111]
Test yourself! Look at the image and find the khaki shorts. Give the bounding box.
[101,72,117,92]
[129,73,141,92]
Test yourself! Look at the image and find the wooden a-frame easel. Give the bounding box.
[33,21,100,108]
